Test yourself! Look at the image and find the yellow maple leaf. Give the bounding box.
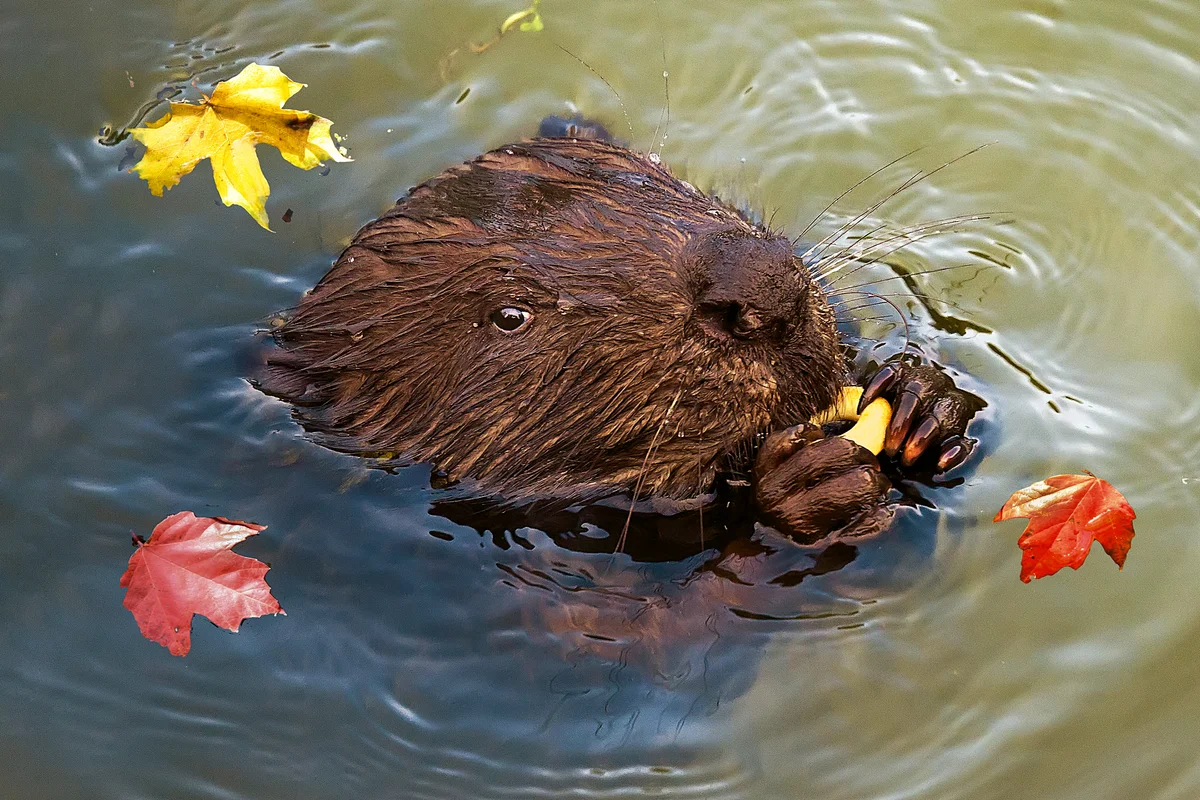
[130,63,351,230]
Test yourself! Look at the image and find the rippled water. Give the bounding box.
[3,0,1200,797]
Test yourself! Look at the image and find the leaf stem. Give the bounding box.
[97,88,182,146]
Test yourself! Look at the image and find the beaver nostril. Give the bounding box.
[729,304,765,338]
[701,301,769,340]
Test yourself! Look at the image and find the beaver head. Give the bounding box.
[259,137,847,501]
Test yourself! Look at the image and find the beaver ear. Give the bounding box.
[536,115,613,142]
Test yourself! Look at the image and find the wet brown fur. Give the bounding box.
[258,137,847,502]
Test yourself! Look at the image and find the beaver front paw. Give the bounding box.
[753,423,893,544]
[858,360,985,472]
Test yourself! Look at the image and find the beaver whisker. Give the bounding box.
[830,210,993,244]
[815,214,996,283]
[801,145,993,265]
[816,212,996,276]
[696,443,705,554]
[834,299,896,315]
[814,219,895,264]
[832,261,998,293]
[847,315,905,325]
[766,205,783,234]
[803,168,928,263]
[831,289,972,309]
[832,289,980,319]
[819,219,998,286]
[792,146,926,246]
[832,291,914,355]
[649,0,672,156]
[553,45,637,143]
[616,389,682,555]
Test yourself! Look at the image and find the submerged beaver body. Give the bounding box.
[260,127,981,540]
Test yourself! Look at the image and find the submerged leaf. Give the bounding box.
[130,63,351,230]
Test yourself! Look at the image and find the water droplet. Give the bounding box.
[648,153,661,164]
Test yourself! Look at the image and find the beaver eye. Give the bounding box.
[489,306,533,333]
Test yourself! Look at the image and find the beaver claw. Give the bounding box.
[754,423,893,544]
[858,361,984,472]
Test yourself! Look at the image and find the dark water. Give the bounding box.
[3,0,1200,797]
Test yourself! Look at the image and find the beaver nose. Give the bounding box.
[692,231,803,342]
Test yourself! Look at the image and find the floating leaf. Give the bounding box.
[129,63,351,230]
[994,472,1137,582]
[119,512,284,656]
[501,0,543,34]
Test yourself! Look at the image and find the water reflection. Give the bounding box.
[411,489,938,752]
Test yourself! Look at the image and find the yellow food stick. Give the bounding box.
[810,386,893,456]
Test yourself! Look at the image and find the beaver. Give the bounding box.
[257,118,983,543]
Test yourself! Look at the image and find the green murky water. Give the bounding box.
[3,0,1199,797]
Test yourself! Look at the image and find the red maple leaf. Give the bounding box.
[993,473,1136,582]
[119,512,284,656]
